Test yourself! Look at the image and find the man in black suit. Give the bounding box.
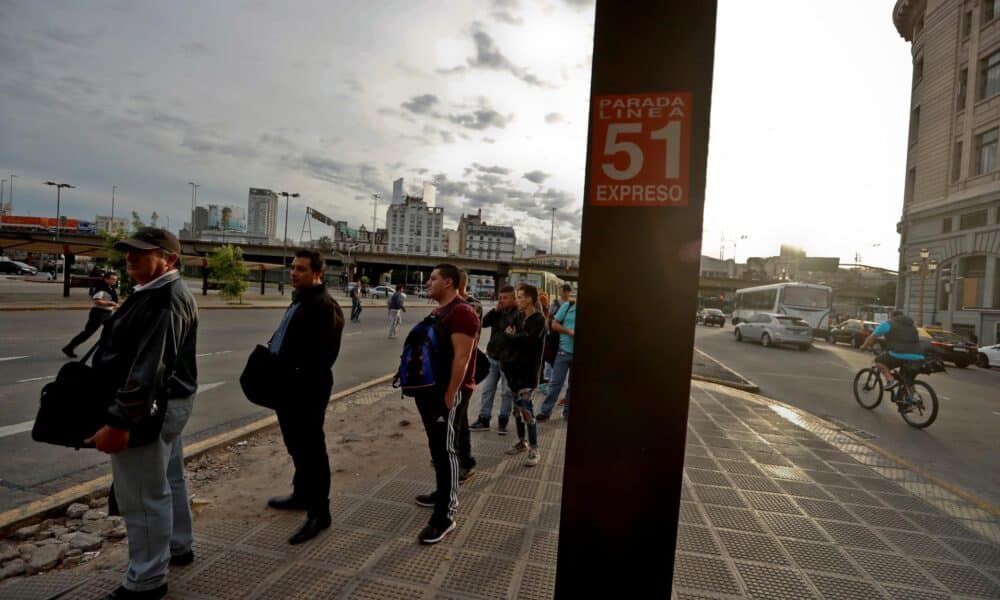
[266,249,345,544]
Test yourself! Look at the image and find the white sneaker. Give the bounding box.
[506,440,528,455]
[525,449,540,467]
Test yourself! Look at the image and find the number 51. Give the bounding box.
[601,121,680,181]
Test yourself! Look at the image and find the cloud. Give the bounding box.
[447,108,510,130]
[472,163,511,175]
[462,26,547,87]
[544,112,564,123]
[523,170,550,184]
[401,93,439,115]
[182,42,209,55]
[181,134,260,160]
[492,11,523,25]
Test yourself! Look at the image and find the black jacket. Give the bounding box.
[884,315,923,356]
[497,311,546,391]
[482,306,518,359]
[93,271,198,446]
[271,284,345,398]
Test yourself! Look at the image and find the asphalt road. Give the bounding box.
[693,323,1000,507]
[0,302,436,511]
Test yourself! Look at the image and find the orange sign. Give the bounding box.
[590,92,692,207]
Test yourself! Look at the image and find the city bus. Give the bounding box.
[732,282,833,335]
[507,269,565,299]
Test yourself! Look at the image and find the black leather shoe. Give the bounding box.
[101,584,168,599]
[288,515,331,545]
[267,495,310,511]
[169,550,194,566]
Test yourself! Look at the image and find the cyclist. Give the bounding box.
[859,310,924,394]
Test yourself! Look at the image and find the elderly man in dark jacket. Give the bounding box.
[86,228,198,600]
[266,249,345,544]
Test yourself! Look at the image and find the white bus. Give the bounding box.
[732,282,833,335]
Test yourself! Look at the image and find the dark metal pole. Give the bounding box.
[62,251,73,298]
[260,264,266,296]
[555,1,716,597]
[55,187,62,244]
[281,193,289,295]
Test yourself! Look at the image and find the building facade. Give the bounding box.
[247,188,279,241]
[894,0,1000,344]
[94,215,128,235]
[457,210,515,261]
[442,228,461,256]
[386,192,444,255]
[526,253,580,270]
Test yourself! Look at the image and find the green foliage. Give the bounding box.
[315,236,334,253]
[208,244,249,303]
[100,230,135,297]
[360,275,370,285]
[131,211,145,232]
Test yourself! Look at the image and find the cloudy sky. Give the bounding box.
[0,0,912,269]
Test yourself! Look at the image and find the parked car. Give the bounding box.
[976,344,1000,369]
[921,326,978,368]
[0,259,38,275]
[698,308,725,327]
[372,285,406,300]
[734,312,812,351]
[827,319,879,348]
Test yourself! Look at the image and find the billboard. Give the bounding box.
[206,205,247,232]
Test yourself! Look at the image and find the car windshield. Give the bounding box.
[705,309,722,315]
[781,287,828,308]
[776,316,809,327]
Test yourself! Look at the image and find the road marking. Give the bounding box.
[0,356,29,362]
[993,411,1000,417]
[755,372,852,382]
[196,350,233,358]
[198,382,225,393]
[16,375,55,383]
[345,332,363,337]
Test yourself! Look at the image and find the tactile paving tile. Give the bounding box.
[917,559,1000,598]
[758,512,829,541]
[685,468,732,487]
[676,523,722,555]
[942,537,1000,567]
[242,514,313,555]
[817,520,892,551]
[849,505,919,531]
[716,529,790,565]
[472,440,516,458]
[440,550,515,598]
[684,444,711,458]
[692,485,748,508]
[775,479,832,500]
[370,538,451,585]
[734,561,817,599]
[715,459,765,476]
[874,492,937,514]
[917,514,981,538]
[330,494,365,519]
[708,447,748,461]
[175,549,284,599]
[881,584,952,600]
[805,471,857,489]
[342,499,414,534]
[517,564,557,600]
[671,552,742,595]
[492,475,541,500]
[683,455,720,471]
[727,474,782,494]
[0,571,92,600]
[779,539,860,576]
[701,435,738,448]
[199,518,261,544]
[823,485,885,507]
[806,573,885,600]
[528,530,559,564]
[759,465,811,482]
[678,501,706,525]
[704,504,765,533]
[347,577,426,600]
[462,519,527,557]
[478,494,535,524]
[745,451,793,467]
[253,564,350,600]
[795,498,858,523]
[303,527,386,570]
[848,475,906,495]
[545,465,563,483]
[741,491,802,515]
[830,462,878,478]
[540,482,562,503]
[880,529,961,561]
[845,549,936,587]
[536,502,561,530]
[790,458,837,472]
[373,479,431,504]
[499,457,545,480]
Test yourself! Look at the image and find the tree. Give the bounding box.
[877,281,897,306]
[101,229,136,297]
[315,236,334,253]
[209,244,249,304]
[131,211,145,233]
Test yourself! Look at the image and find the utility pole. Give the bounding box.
[188,182,199,239]
[371,193,380,252]
[549,207,556,255]
[8,174,16,213]
[111,185,117,229]
[1,179,6,214]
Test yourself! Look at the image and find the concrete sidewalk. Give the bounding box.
[1,381,997,599]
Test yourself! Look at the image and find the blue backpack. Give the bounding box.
[394,306,456,396]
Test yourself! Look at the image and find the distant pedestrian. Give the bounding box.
[538,291,576,422]
[265,250,345,545]
[85,228,197,600]
[413,264,479,545]
[62,271,119,358]
[350,283,362,323]
[470,285,517,434]
[388,285,406,338]
[498,283,546,467]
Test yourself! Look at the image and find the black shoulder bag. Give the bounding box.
[32,342,109,449]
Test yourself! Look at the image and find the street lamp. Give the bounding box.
[188,182,199,239]
[278,191,299,295]
[8,174,15,213]
[345,242,360,286]
[44,181,75,243]
[111,185,118,229]
[1,179,6,213]
[910,247,938,326]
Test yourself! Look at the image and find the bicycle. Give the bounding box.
[852,358,940,428]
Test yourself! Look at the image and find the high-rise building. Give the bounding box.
[386,186,444,255]
[247,188,278,241]
[458,209,516,261]
[893,0,1000,344]
[95,215,128,235]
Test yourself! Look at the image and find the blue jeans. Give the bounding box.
[111,396,194,591]
[539,350,572,418]
[513,390,538,448]
[477,356,513,423]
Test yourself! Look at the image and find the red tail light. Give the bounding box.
[930,341,951,349]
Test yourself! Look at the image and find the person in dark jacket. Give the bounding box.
[266,249,345,545]
[498,283,546,467]
[62,271,119,357]
[860,310,924,393]
[470,285,517,433]
[85,228,198,600]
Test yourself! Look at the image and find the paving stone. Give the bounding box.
[779,539,861,576]
[65,502,90,519]
[26,543,64,574]
[676,524,722,555]
[672,552,742,595]
[81,509,106,521]
[716,530,790,565]
[917,559,1000,598]
[734,561,817,599]
[0,558,26,580]
[68,532,103,552]
[0,542,18,563]
[806,573,885,600]
[13,524,40,540]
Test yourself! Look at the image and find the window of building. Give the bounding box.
[963,9,973,37]
[943,216,952,233]
[909,106,920,145]
[985,0,999,23]
[952,140,963,181]
[958,68,968,108]
[913,56,924,86]
[980,49,1000,100]
[957,255,988,308]
[904,167,916,203]
[959,210,988,230]
[975,128,998,175]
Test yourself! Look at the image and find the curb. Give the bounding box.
[0,373,395,536]
[692,347,760,392]
[691,373,759,393]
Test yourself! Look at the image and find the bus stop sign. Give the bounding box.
[591,92,692,207]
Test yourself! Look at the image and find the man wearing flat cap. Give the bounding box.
[86,227,198,600]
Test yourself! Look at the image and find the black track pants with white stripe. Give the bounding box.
[415,392,460,527]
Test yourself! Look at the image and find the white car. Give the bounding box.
[977,344,1000,369]
[372,285,406,300]
[734,312,813,351]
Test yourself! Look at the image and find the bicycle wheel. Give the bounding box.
[900,380,938,428]
[853,368,883,409]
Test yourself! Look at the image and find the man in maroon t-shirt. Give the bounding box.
[413,264,479,545]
